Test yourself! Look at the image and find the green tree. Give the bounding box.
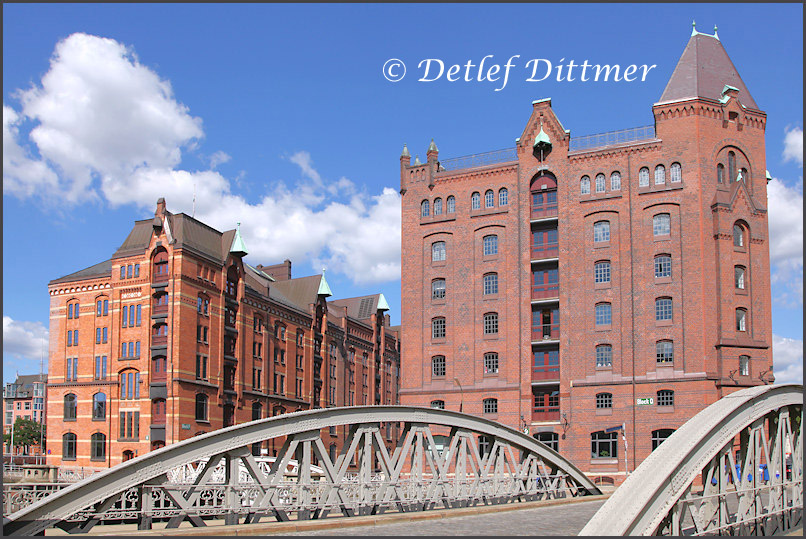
[3,417,46,452]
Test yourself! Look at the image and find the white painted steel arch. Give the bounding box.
[580,384,803,536]
[4,405,599,536]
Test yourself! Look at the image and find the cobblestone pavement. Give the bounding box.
[284,499,607,536]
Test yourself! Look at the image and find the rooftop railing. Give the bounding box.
[437,147,517,172]
[569,125,656,152]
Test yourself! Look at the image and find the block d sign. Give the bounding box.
[636,397,654,406]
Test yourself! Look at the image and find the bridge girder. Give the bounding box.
[4,405,599,536]
[580,383,803,536]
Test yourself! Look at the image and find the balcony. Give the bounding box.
[569,125,656,152]
[531,323,560,342]
[531,242,559,260]
[152,303,168,316]
[531,205,558,220]
[532,409,560,422]
[532,285,559,301]
[532,366,559,383]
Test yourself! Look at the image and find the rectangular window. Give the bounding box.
[102,327,108,343]
[594,221,610,243]
[655,298,673,322]
[595,304,611,326]
[127,264,133,278]
[120,266,126,279]
[196,354,208,380]
[67,330,73,347]
[594,262,611,284]
[654,256,672,279]
[653,214,671,236]
[432,318,446,339]
[134,264,140,277]
[136,305,141,326]
[122,307,128,327]
[95,356,108,379]
[656,341,674,363]
[483,274,498,295]
[483,235,498,256]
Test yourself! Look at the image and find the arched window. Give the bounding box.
[483,234,498,256]
[654,165,666,185]
[91,433,106,461]
[594,221,610,243]
[119,370,141,400]
[67,300,79,320]
[483,312,498,335]
[610,171,621,191]
[471,192,481,210]
[483,352,499,374]
[580,176,591,194]
[63,433,77,460]
[446,195,455,213]
[483,398,498,414]
[433,198,442,215]
[152,398,166,422]
[657,390,674,407]
[654,254,672,279]
[735,266,746,290]
[96,296,109,317]
[431,355,446,377]
[655,297,673,322]
[595,344,612,367]
[739,355,750,376]
[736,308,747,331]
[656,341,674,363]
[432,317,446,339]
[92,393,106,420]
[122,450,135,462]
[195,393,208,421]
[431,279,446,299]
[195,293,208,316]
[596,392,613,409]
[728,151,736,182]
[717,163,725,184]
[595,173,606,193]
[733,223,745,247]
[431,241,446,262]
[483,190,494,208]
[740,167,749,182]
[226,266,239,298]
[639,167,650,187]
[595,303,612,326]
[499,188,508,206]
[594,261,611,284]
[152,356,166,381]
[483,273,498,295]
[252,401,263,421]
[670,162,682,183]
[652,429,675,450]
[591,431,617,458]
[653,213,671,236]
[152,248,169,281]
[421,199,430,217]
[430,400,445,409]
[64,393,77,420]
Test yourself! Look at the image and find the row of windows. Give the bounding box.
[593,257,748,289]
[119,263,141,280]
[431,352,500,377]
[596,390,675,409]
[431,313,499,339]
[579,164,682,195]
[717,152,750,184]
[420,188,509,217]
[598,299,748,332]
[430,398,498,414]
[431,234,498,262]
[591,429,676,458]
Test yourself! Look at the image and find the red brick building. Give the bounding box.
[4,374,48,459]
[46,199,400,469]
[398,30,773,480]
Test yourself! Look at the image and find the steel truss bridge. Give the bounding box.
[3,384,802,536]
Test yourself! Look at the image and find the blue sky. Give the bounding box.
[3,4,803,384]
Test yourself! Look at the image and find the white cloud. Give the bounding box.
[783,126,803,167]
[3,33,400,285]
[2,317,49,379]
[767,177,803,306]
[772,334,803,385]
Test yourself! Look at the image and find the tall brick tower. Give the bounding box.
[398,27,772,481]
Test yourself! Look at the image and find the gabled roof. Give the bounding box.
[658,32,759,110]
[50,259,112,285]
[268,274,326,311]
[710,179,765,213]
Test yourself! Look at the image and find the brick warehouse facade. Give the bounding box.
[46,199,400,469]
[398,30,773,481]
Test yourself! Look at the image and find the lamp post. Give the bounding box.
[453,378,463,413]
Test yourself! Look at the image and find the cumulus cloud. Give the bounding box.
[767,177,803,306]
[772,334,803,385]
[783,126,803,167]
[2,317,49,379]
[3,32,400,284]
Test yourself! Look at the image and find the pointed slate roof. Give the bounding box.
[230,222,248,257]
[317,271,333,297]
[658,32,759,110]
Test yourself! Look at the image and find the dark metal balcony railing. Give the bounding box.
[569,125,656,152]
[532,285,559,301]
[152,304,168,315]
[531,205,558,220]
[532,323,560,341]
[531,242,559,259]
[437,148,518,172]
[151,335,167,346]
